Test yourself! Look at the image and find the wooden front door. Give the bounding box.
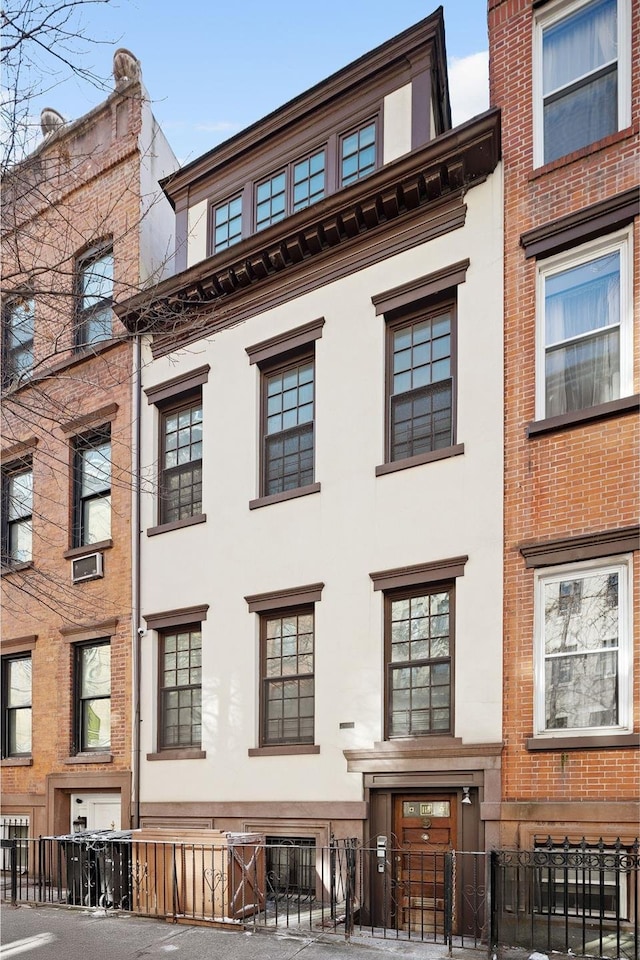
[393,794,457,934]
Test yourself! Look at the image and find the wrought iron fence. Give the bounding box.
[491,838,639,960]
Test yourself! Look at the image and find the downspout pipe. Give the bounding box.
[132,333,142,829]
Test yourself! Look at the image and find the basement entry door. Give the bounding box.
[393,793,457,934]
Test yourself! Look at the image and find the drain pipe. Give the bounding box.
[132,332,143,829]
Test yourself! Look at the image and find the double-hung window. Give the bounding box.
[159,626,202,750]
[76,245,114,347]
[2,464,33,564]
[74,641,111,752]
[386,585,453,738]
[261,608,314,746]
[73,429,111,547]
[536,231,632,419]
[255,149,326,232]
[534,557,632,736]
[1,653,32,758]
[535,0,630,166]
[263,355,315,496]
[3,298,34,386]
[160,396,203,524]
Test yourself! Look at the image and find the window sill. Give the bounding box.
[529,126,636,180]
[147,514,207,537]
[63,539,113,559]
[376,444,464,476]
[248,744,320,757]
[526,733,639,752]
[64,753,113,764]
[249,482,321,510]
[1,561,33,576]
[526,395,639,437]
[146,748,206,761]
[1,756,32,766]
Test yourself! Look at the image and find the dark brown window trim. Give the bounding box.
[143,604,209,631]
[526,733,639,752]
[64,753,113,765]
[527,395,639,438]
[145,364,210,405]
[246,318,325,366]
[371,555,468,592]
[147,513,207,537]
[520,526,639,569]
[245,582,324,613]
[1,756,32,767]
[1,635,37,653]
[372,259,470,316]
[1,437,38,464]
[60,619,118,642]
[147,748,207,761]
[249,482,321,511]
[521,187,639,260]
[248,744,320,757]
[376,444,464,476]
[63,539,113,559]
[1,561,33,577]
[60,404,119,437]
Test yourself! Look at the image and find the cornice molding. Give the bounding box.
[520,526,640,568]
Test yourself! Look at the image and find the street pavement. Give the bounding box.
[0,903,492,960]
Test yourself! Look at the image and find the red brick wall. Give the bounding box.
[489,0,640,835]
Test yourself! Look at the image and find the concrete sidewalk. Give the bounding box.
[0,903,492,960]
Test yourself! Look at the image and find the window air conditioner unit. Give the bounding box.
[71,552,104,583]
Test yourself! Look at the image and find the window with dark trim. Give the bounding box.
[261,607,314,746]
[3,297,34,386]
[385,584,453,738]
[266,837,316,896]
[158,625,202,749]
[386,302,455,462]
[159,394,203,524]
[340,119,376,186]
[72,428,111,547]
[255,148,326,233]
[213,195,242,253]
[1,653,32,758]
[76,244,113,347]
[73,640,110,753]
[261,352,314,497]
[1,462,33,564]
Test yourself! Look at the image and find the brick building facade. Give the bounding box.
[1,51,175,836]
[489,0,639,846]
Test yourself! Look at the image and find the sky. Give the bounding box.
[30,0,490,166]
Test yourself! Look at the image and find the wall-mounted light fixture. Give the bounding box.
[462,786,472,805]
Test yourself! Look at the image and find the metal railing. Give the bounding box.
[491,838,640,960]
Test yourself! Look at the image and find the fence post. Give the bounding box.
[444,851,453,954]
[343,840,356,941]
[489,850,498,959]
[5,839,18,904]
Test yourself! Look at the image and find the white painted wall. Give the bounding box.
[383,84,412,163]
[138,90,178,285]
[138,166,503,805]
[186,199,208,268]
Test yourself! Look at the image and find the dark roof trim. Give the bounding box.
[520,526,640,568]
[116,109,500,339]
[520,187,639,260]
[159,9,449,205]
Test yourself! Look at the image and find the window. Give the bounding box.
[341,120,376,185]
[74,641,110,752]
[76,245,114,347]
[72,429,111,547]
[261,608,314,746]
[0,817,29,872]
[534,841,629,920]
[386,586,453,738]
[387,305,454,462]
[213,195,242,253]
[160,396,202,524]
[159,626,202,749]
[262,354,314,496]
[535,0,630,166]
[537,232,632,419]
[535,557,632,736]
[1,654,32,757]
[266,837,316,897]
[2,465,33,564]
[3,298,34,385]
[255,149,326,232]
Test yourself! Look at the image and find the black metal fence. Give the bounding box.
[2,833,637,958]
[491,838,639,960]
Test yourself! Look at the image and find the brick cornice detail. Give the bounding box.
[1,437,38,463]
[60,618,119,641]
[60,403,119,436]
[520,526,640,568]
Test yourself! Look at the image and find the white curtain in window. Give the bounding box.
[543,0,617,95]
